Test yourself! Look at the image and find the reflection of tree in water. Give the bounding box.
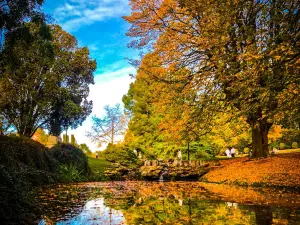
[252,205,273,225]
[122,196,255,224]
[38,182,300,225]
[250,206,300,225]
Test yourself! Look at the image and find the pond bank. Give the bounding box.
[201,153,300,189]
[102,152,300,189]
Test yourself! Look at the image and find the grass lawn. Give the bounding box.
[88,156,111,175]
[216,154,248,160]
[277,148,300,154]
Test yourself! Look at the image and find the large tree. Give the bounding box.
[123,53,217,158]
[0,0,44,30]
[125,0,300,157]
[0,0,46,50]
[0,22,95,137]
[87,104,128,146]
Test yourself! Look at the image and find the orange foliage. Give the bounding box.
[203,153,300,188]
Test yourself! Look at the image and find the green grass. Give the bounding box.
[277,148,300,154]
[88,157,111,173]
[215,154,248,160]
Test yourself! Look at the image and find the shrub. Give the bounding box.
[50,143,89,174]
[243,147,250,154]
[0,136,57,173]
[269,142,279,149]
[279,143,286,150]
[292,142,298,149]
[104,144,138,166]
[0,136,58,224]
[58,164,87,182]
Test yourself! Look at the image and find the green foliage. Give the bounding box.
[0,23,95,137]
[243,148,250,154]
[277,130,300,147]
[0,136,57,173]
[103,144,138,166]
[269,142,279,149]
[79,143,92,156]
[58,164,87,182]
[0,136,57,224]
[279,143,286,150]
[125,0,300,158]
[50,143,89,174]
[180,141,216,160]
[292,142,298,149]
[0,0,45,32]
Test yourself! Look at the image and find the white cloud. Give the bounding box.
[67,66,136,152]
[88,43,100,51]
[53,0,129,31]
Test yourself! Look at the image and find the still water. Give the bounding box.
[38,182,300,225]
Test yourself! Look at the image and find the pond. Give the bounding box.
[37,182,300,225]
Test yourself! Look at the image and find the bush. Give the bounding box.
[269,141,279,149]
[0,136,57,173]
[292,142,298,149]
[104,144,138,166]
[50,143,90,174]
[279,143,286,150]
[194,150,211,159]
[0,136,58,224]
[243,147,250,154]
[58,164,87,182]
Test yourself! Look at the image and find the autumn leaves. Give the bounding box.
[123,0,300,158]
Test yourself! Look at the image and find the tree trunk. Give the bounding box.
[187,142,190,161]
[251,119,272,158]
[253,206,273,225]
[18,126,35,138]
[0,122,3,136]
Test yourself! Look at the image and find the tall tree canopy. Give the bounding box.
[0,0,44,30]
[87,104,128,146]
[0,22,95,137]
[125,0,300,157]
[0,0,46,49]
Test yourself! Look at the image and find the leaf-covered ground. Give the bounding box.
[203,153,300,188]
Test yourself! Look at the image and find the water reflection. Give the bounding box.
[38,182,300,225]
[39,198,125,225]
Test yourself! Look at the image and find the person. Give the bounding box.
[248,150,252,157]
[271,147,278,155]
[95,152,98,159]
[177,150,182,160]
[225,148,231,158]
[230,147,235,157]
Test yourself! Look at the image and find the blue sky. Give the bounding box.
[43,0,138,151]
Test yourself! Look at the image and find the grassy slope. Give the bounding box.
[88,157,111,179]
[202,152,300,188]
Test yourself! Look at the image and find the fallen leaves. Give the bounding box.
[202,153,300,188]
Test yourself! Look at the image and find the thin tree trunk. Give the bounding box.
[187,142,190,161]
[111,123,114,145]
[0,122,3,136]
